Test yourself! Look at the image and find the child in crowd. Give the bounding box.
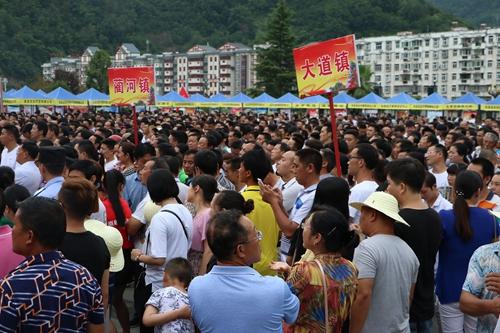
[143,258,195,333]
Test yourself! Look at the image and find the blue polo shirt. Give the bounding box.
[33,176,64,199]
[123,172,147,211]
[188,265,299,333]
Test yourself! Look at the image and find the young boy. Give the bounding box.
[143,258,194,333]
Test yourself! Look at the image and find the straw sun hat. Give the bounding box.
[350,191,409,227]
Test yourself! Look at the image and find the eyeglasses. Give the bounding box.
[239,230,263,245]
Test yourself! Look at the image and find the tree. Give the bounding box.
[255,0,296,97]
[54,70,80,93]
[350,65,374,99]
[85,49,111,93]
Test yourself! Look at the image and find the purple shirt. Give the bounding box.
[0,226,24,278]
[191,209,211,252]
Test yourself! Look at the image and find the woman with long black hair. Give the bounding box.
[101,169,133,333]
[436,170,499,332]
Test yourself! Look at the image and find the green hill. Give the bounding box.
[428,0,500,27]
[0,0,459,85]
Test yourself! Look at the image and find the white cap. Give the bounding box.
[350,191,409,226]
[84,219,124,272]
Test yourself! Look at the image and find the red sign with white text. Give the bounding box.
[108,67,155,105]
[293,34,360,98]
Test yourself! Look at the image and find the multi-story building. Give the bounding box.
[41,47,100,86]
[109,42,257,96]
[356,25,500,99]
[42,42,258,96]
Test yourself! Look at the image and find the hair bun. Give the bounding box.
[243,199,255,215]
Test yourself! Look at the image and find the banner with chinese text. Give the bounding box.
[293,35,360,98]
[108,67,155,105]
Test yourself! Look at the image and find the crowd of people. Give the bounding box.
[0,108,499,333]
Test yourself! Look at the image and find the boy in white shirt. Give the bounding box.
[143,258,194,333]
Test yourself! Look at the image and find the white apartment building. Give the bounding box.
[110,42,257,96]
[42,47,100,86]
[356,26,500,100]
[42,43,257,96]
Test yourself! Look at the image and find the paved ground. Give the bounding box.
[110,285,139,333]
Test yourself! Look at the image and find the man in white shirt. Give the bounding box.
[276,151,303,214]
[101,138,119,172]
[425,144,449,195]
[14,141,42,195]
[348,143,380,224]
[420,172,453,213]
[0,124,20,170]
[261,148,321,263]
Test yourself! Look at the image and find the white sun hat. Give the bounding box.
[350,191,409,226]
[84,219,125,272]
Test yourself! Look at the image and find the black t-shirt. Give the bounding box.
[60,231,111,285]
[395,208,442,321]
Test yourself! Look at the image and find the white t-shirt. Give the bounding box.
[14,160,42,194]
[430,194,453,213]
[430,169,449,189]
[176,179,189,204]
[145,286,194,333]
[104,158,119,172]
[349,180,379,224]
[280,183,317,255]
[280,178,304,215]
[90,198,107,223]
[145,203,193,291]
[1,146,19,170]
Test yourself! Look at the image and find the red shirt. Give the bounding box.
[101,197,133,249]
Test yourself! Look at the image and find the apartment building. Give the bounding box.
[356,26,500,99]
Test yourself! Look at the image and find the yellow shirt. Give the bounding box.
[242,185,280,276]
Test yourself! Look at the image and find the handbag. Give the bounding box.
[314,259,330,333]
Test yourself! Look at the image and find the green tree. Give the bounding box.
[85,49,111,93]
[53,70,80,93]
[350,65,374,99]
[255,0,296,97]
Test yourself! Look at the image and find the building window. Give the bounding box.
[453,49,458,56]
[453,38,458,45]
[425,63,429,69]
[385,75,390,81]
[424,74,429,80]
[441,85,447,93]
[365,43,371,51]
[425,39,430,47]
[395,53,400,59]
[489,36,494,44]
[395,64,400,71]
[433,38,439,47]
[441,50,448,58]
[452,73,457,80]
[453,62,457,68]
[487,72,493,79]
[425,51,430,58]
[375,75,381,81]
[452,85,457,92]
[488,60,493,67]
[442,62,448,70]
[376,42,382,50]
[395,75,400,81]
[433,63,438,70]
[386,41,392,51]
[385,64,391,71]
[395,41,400,48]
[374,64,382,71]
[488,48,493,55]
[433,51,439,59]
[441,74,447,82]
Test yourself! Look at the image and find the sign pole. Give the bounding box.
[327,91,342,176]
[132,105,139,145]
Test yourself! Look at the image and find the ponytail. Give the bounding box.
[453,171,482,242]
[453,191,472,242]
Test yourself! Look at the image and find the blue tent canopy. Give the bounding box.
[4,89,17,98]
[47,87,78,100]
[228,92,253,103]
[333,92,356,104]
[276,93,301,104]
[252,92,276,103]
[188,93,209,103]
[301,95,328,103]
[208,93,230,103]
[10,86,47,99]
[36,89,48,97]
[486,96,500,105]
[157,91,187,102]
[418,92,449,104]
[386,92,418,104]
[349,92,386,109]
[78,88,109,101]
[449,92,486,105]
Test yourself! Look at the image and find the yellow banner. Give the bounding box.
[4,98,54,105]
[349,103,387,109]
[410,104,447,110]
[482,105,500,111]
[447,104,479,110]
